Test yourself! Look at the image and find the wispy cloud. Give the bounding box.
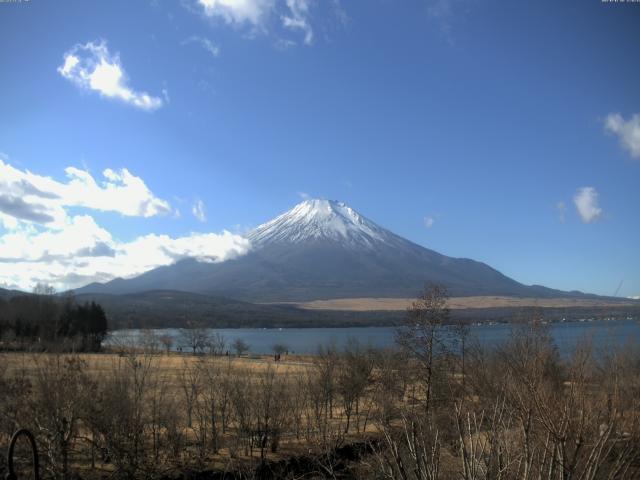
[331,0,349,28]
[604,113,640,159]
[573,187,603,224]
[426,0,469,44]
[556,201,566,223]
[298,191,311,200]
[182,36,221,57]
[58,40,164,111]
[282,0,314,45]
[192,199,207,222]
[424,216,435,229]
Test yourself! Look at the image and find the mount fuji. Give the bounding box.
[74,199,591,302]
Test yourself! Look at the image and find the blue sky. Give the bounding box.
[0,0,638,297]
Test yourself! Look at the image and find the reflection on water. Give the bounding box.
[106,319,640,356]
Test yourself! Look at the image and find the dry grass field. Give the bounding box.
[283,295,639,311]
[2,316,639,479]
[0,348,384,479]
[1,350,316,384]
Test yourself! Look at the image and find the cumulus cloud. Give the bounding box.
[0,194,56,224]
[197,0,273,25]
[573,187,603,224]
[182,36,221,57]
[195,0,320,45]
[58,40,164,111]
[0,157,251,291]
[67,167,173,217]
[604,113,640,159]
[282,0,313,45]
[0,159,172,227]
[192,199,207,222]
[0,215,251,291]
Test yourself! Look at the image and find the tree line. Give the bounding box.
[0,285,108,352]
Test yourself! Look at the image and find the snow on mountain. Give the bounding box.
[247,199,397,249]
[73,198,602,302]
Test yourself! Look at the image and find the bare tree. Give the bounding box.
[205,332,226,356]
[32,283,56,296]
[337,338,373,433]
[30,354,89,480]
[396,283,451,414]
[141,329,160,354]
[232,338,250,357]
[195,357,224,453]
[253,365,290,460]
[272,343,288,356]
[178,360,201,429]
[158,334,173,355]
[373,410,441,480]
[84,352,157,478]
[315,343,339,421]
[180,325,210,354]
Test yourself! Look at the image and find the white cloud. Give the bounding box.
[197,0,273,25]
[58,40,164,111]
[282,0,313,45]
[0,158,172,227]
[192,199,207,222]
[0,215,251,291]
[65,167,173,217]
[0,157,251,291]
[182,36,221,57]
[604,113,640,159]
[424,216,435,229]
[573,187,603,224]
[556,201,566,223]
[298,191,311,200]
[195,0,319,45]
[331,0,349,28]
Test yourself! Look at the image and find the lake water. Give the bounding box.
[106,318,640,356]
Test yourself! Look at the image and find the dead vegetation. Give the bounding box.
[1,286,639,479]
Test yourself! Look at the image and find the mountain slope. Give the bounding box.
[74,199,594,301]
[0,287,29,300]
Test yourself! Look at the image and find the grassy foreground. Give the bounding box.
[1,322,640,479]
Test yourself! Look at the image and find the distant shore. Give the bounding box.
[273,295,640,311]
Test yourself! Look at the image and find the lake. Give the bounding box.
[106,318,640,356]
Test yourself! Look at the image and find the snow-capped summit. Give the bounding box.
[74,198,590,302]
[248,199,397,249]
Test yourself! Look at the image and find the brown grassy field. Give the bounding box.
[1,350,315,380]
[0,349,379,478]
[2,322,639,480]
[280,295,639,311]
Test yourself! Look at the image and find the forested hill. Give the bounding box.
[0,291,108,351]
[75,290,640,329]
